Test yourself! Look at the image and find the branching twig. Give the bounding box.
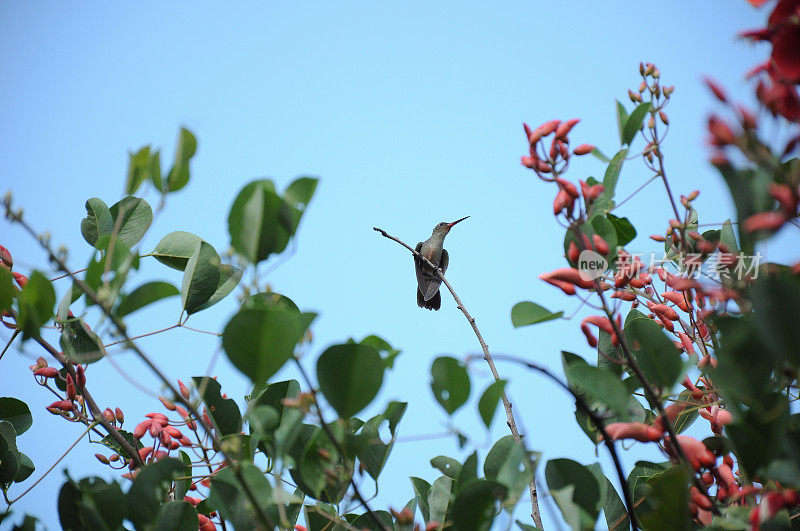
[373,226,544,529]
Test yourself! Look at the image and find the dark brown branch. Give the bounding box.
[373,226,544,529]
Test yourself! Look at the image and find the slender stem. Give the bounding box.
[373,226,543,530]
[103,324,179,348]
[291,357,389,531]
[0,330,20,363]
[9,421,97,504]
[481,353,639,530]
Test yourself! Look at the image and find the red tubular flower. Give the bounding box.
[47,400,74,413]
[178,380,191,401]
[555,118,580,139]
[744,211,787,232]
[649,304,679,321]
[553,189,574,216]
[556,178,579,198]
[133,420,152,439]
[770,183,799,216]
[0,245,12,269]
[704,76,728,102]
[573,144,594,156]
[611,290,636,301]
[668,435,716,470]
[541,268,595,289]
[33,367,59,378]
[12,272,27,288]
[707,115,738,146]
[660,291,690,312]
[604,422,663,442]
[592,234,610,255]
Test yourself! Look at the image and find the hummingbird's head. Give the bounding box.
[432,216,469,237]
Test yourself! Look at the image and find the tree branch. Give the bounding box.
[373,226,544,529]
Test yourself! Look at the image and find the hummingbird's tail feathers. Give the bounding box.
[417,288,441,310]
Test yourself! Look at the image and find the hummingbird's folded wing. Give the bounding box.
[422,249,448,301]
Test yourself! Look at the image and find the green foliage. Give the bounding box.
[430,356,470,415]
[115,281,179,317]
[60,318,106,364]
[511,301,563,327]
[0,398,32,436]
[16,271,55,340]
[545,458,601,530]
[478,379,506,428]
[624,312,682,391]
[317,343,385,418]
[192,377,242,437]
[151,231,204,270]
[180,241,221,314]
[58,474,127,530]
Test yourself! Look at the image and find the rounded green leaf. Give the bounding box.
[452,480,507,531]
[317,343,384,418]
[228,180,293,264]
[0,398,33,435]
[154,501,197,531]
[116,281,179,317]
[17,271,55,340]
[625,317,682,389]
[151,231,203,270]
[191,377,242,436]
[193,264,242,313]
[430,356,470,415]
[511,301,563,328]
[127,458,185,529]
[545,458,601,528]
[222,308,303,384]
[60,318,107,364]
[181,241,221,315]
[80,198,113,247]
[565,364,630,414]
[622,102,652,145]
[283,176,318,209]
[109,196,153,248]
[14,451,34,483]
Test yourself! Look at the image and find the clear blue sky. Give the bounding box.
[2,2,798,529]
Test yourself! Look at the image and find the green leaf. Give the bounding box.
[181,241,221,314]
[353,415,393,480]
[80,198,113,247]
[615,100,629,145]
[428,476,453,524]
[720,219,739,253]
[638,466,690,531]
[150,150,163,192]
[14,452,34,483]
[151,231,204,270]
[565,364,630,414]
[125,146,152,195]
[751,273,800,366]
[431,455,462,479]
[0,421,20,487]
[283,177,318,209]
[108,196,153,248]
[317,343,384,418]
[484,436,532,507]
[452,480,507,531]
[228,180,294,264]
[411,477,431,522]
[0,267,12,312]
[430,356,470,415]
[591,148,611,163]
[154,501,197,531]
[545,458,601,530]
[192,377,242,436]
[99,430,142,461]
[208,463,272,530]
[58,475,126,530]
[16,271,55,340]
[607,214,637,247]
[624,317,682,390]
[585,464,629,531]
[511,301,563,327]
[193,264,242,313]
[622,102,651,145]
[165,128,197,193]
[360,334,402,369]
[0,398,32,436]
[116,281,179,317]
[478,380,506,428]
[60,318,107,364]
[602,149,629,200]
[127,458,186,528]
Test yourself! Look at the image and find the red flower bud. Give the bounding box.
[604,422,662,442]
[0,245,12,269]
[133,420,152,439]
[555,118,580,139]
[33,367,59,378]
[47,400,73,413]
[553,189,574,216]
[556,178,579,198]
[707,115,738,146]
[573,144,594,156]
[115,407,124,423]
[703,77,728,103]
[76,365,86,387]
[95,453,110,465]
[178,380,191,400]
[12,272,28,288]
[744,211,787,232]
[592,234,610,255]
[158,396,177,411]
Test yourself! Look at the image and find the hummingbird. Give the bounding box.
[414,216,469,310]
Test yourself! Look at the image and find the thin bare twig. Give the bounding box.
[373,226,544,530]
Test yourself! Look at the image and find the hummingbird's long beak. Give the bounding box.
[447,216,470,229]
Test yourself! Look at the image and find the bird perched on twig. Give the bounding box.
[414,216,469,310]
